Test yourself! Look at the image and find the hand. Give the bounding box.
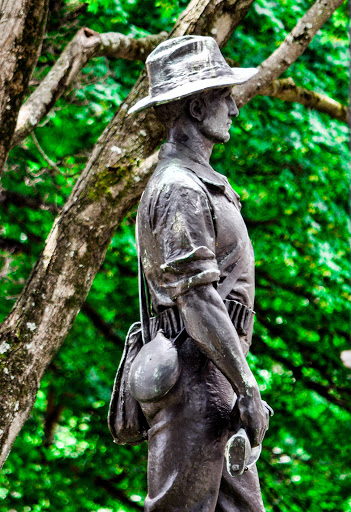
[237,389,270,447]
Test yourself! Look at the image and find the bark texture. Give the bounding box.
[0,0,256,468]
[233,0,347,108]
[13,29,168,147]
[0,0,48,176]
[259,78,348,123]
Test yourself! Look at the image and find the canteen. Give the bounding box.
[128,330,181,403]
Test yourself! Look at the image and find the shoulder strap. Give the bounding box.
[216,238,248,300]
[138,238,152,346]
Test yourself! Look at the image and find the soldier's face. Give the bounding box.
[200,88,239,144]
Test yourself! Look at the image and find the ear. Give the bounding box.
[189,98,205,122]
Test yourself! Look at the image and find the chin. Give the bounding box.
[213,132,230,144]
[201,125,230,144]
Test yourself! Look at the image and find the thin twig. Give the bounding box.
[31,132,62,174]
[31,132,79,177]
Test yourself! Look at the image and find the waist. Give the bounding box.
[149,299,255,340]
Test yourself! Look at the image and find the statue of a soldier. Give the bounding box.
[110,35,272,512]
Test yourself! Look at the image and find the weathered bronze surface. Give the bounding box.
[125,36,271,511]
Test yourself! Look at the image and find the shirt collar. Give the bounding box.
[158,142,241,206]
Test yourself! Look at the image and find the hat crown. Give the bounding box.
[128,35,257,114]
[146,36,232,98]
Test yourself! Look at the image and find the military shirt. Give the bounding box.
[137,142,255,315]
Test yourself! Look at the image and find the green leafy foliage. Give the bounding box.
[0,0,350,510]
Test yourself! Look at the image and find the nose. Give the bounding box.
[229,97,239,118]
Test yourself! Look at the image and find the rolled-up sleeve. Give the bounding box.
[152,174,220,300]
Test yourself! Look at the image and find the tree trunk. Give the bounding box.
[0,0,256,468]
[0,0,48,178]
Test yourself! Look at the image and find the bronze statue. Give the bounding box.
[110,35,272,512]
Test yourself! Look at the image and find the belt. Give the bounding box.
[149,299,255,340]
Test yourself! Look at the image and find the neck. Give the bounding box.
[166,120,214,163]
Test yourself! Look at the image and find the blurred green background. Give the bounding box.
[0,0,350,510]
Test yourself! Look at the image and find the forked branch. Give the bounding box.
[12,29,168,147]
[234,0,347,108]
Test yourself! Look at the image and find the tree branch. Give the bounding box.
[256,268,351,379]
[43,386,64,447]
[10,0,347,150]
[253,335,351,412]
[253,290,351,404]
[12,29,168,148]
[81,302,123,346]
[0,237,31,255]
[31,132,62,174]
[68,464,143,511]
[97,30,168,60]
[0,188,58,214]
[0,0,49,177]
[233,0,346,108]
[0,0,347,471]
[94,476,143,510]
[259,78,348,122]
[0,0,257,467]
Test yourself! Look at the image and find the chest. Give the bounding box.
[208,189,252,269]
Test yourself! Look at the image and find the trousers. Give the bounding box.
[139,335,265,512]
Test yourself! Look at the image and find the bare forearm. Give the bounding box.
[176,284,258,397]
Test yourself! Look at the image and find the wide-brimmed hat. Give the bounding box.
[128,35,257,115]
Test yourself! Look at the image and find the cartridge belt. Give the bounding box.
[149,299,255,340]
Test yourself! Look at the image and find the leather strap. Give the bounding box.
[216,240,248,300]
[138,237,152,346]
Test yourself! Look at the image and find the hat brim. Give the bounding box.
[128,67,257,115]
